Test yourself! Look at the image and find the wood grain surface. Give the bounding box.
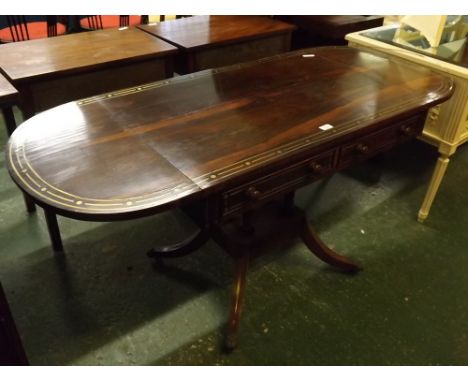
[7,47,454,219]
[138,15,296,51]
[0,27,177,82]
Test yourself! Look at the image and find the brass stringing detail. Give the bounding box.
[10,141,199,212]
[10,47,452,213]
[74,50,316,106]
[194,102,431,187]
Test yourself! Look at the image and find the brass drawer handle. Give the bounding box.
[400,125,415,136]
[355,143,369,154]
[246,186,261,201]
[309,161,325,174]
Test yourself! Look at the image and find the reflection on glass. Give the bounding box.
[360,15,468,67]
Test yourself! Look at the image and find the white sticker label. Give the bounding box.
[319,124,334,131]
[302,54,316,58]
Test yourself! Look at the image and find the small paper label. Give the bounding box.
[302,54,316,58]
[319,124,334,131]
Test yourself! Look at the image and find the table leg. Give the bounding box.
[17,86,35,121]
[225,250,249,351]
[418,154,450,223]
[281,191,296,216]
[299,212,361,273]
[2,107,37,213]
[147,227,211,258]
[187,53,197,73]
[22,193,36,213]
[164,56,175,78]
[44,209,64,253]
[214,212,254,351]
[2,106,17,136]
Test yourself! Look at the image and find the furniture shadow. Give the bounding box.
[1,210,235,365]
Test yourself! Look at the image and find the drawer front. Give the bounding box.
[221,149,335,217]
[338,114,424,167]
[219,113,425,218]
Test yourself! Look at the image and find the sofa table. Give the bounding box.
[6,47,453,350]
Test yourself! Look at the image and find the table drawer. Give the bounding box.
[338,115,423,167]
[221,149,335,217]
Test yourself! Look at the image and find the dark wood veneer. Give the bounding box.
[6,46,454,350]
[7,47,453,221]
[138,15,295,50]
[0,27,176,81]
[138,15,296,74]
[0,27,178,116]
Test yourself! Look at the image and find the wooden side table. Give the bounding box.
[278,15,384,48]
[138,15,296,74]
[0,27,178,118]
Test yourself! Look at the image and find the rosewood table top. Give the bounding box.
[137,15,296,51]
[0,27,177,83]
[7,47,453,220]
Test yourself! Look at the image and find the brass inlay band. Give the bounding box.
[10,143,200,213]
[15,149,24,169]
[77,81,171,106]
[192,99,436,187]
[16,143,197,204]
[84,202,124,207]
[74,50,321,107]
[46,190,75,203]
[25,172,41,188]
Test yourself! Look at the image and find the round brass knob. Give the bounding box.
[246,186,261,201]
[400,125,414,136]
[355,143,369,154]
[309,161,324,174]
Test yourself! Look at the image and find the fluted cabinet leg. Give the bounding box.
[418,154,450,223]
